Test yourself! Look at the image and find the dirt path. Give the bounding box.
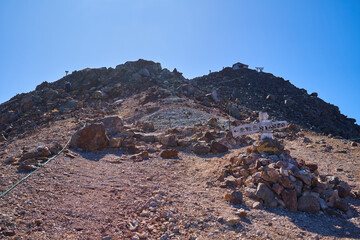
[1,117,360,239]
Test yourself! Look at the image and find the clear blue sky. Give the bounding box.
[1,0,359,123]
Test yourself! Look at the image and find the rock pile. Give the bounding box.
[220,138,352,216]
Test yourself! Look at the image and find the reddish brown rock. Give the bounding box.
[235,209,247,218]
[334,200,348,212]
[204,132,215,142]
[126,144,138,154]
[281,189,297,212]
[224,190,243,205]
[305,162,318,172]
[160,149,178,159]
[261,168,280,184]
[335,181,351,198]
[210,141,228,153]
[294,171,312,186]
[192,143,211,155]
[224,176,239,187]
[278,176,295,189]
[272,183,284,195]
[297,195,320,213]
[70,123,109,151]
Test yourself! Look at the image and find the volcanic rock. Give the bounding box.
[160,149,178,159]
[160,135,177,147]
[297,195,320,213]
[281,189,297,212]
[70,123,109,151]
[210,141,228,153]
[255,183,275,204]
[192,143,211,155]
[101,116,123,137]
[224,190,243,205]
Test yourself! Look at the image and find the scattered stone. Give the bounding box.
[235,209,247,218]
[192,143,211,155]
[224,190,243,204]
[272,183,284,195]
[210,141,228,153]
[225,217,241,226]
[18,164,37,173]
[160,135,177,147]
[335,181,351,198]
[160,149,178,159]
[334,200,348,212]
[109,137,123,148]
[203,132,215,141]
[20,146,51,162]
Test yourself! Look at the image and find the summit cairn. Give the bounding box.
[221,129,352,216]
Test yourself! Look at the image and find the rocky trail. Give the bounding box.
[0,113,359,239]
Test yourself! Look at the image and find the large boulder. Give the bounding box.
[70,123,109,151]
[297,195,320,213]
[101,116,123,137]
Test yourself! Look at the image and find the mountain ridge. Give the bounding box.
[0,59,359,142]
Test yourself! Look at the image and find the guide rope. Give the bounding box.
[0,137,72,199]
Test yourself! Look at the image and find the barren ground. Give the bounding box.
[0,97,360,240]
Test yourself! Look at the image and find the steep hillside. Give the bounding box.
[191,67,360,139]
[1,59,358,143]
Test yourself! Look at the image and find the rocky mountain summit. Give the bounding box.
[0,59,359,142]
[0,59,360,239]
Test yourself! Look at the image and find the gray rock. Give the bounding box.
[298,195,320,213]
[255,183,275,204]
[101,116,123,137]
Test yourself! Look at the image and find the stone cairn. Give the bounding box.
[220,138,351,216]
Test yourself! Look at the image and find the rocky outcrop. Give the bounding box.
[70,123,109,151]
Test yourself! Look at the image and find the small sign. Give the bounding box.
[231,112,287,138]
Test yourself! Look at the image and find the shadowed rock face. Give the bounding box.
[191,67,360,140]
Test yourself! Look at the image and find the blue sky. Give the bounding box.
[0,0,359,123]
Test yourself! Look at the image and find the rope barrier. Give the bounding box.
[0,138,72,199]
